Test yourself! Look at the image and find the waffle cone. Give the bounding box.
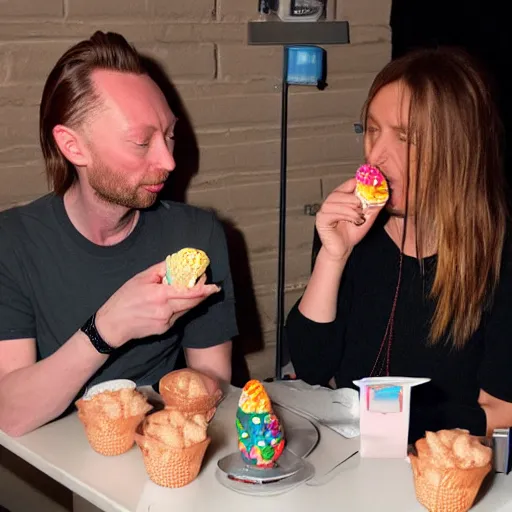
[159,369,222,416]
[76,405,145,456]
[410,453,491,512]
[135,432,211,488]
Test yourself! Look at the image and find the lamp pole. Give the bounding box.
[275,46,290,380]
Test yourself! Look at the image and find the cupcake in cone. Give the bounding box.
[409,429,492,512]
[163,248,210,289]
[76,380,152,456]
[136,408,211,487]
[355,163,389,208]
[159,368,223,421]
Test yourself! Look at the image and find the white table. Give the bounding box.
[1,388,511,512]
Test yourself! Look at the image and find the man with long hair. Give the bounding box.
[286,47,512,441]
[0,32,237,436]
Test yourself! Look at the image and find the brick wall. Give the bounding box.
[0,0,391,378]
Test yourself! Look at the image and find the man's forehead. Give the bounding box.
[90,69,176,129]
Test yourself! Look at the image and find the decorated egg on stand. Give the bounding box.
[235,380,285,468]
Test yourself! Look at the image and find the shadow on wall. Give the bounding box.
[141,56,264,386]
[141,55,198,203]
[220,217,265,386]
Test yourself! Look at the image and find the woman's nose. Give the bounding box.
[365,137,387,168]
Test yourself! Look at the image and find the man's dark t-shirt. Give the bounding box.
[0,194,238,397]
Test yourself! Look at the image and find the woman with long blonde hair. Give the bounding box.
[285,47,512,441]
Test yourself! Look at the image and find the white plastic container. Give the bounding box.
[275,0,324,22]
[353,376,430,459]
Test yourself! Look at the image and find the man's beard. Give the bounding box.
[87,157,164,210]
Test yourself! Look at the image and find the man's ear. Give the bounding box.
[52,125,90,167]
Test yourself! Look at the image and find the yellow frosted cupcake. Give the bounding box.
[163,248,210,289]
[355,164,389,208]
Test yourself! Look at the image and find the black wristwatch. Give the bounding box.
[80,312,116,354]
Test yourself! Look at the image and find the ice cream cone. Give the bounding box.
[75,381,152,456]
[159,369,222,417]
[410,435,492,512]
[135,432,211,488]
[77,408,146,456]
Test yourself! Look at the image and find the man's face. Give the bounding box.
[364,80,417,217]
[81,70,176,209]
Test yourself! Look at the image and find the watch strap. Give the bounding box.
[80,313,116,355]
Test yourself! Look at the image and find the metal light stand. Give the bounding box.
[248,18,350,380]
[275,47,289,379]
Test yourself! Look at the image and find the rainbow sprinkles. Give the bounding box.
[236,380,285,468]
[355,164,389,208]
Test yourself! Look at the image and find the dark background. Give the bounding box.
[391,0,512,186]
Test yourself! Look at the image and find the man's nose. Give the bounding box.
[161,151,176,173]
[154,138,176,172]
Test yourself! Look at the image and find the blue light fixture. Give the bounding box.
[285,45,326,86]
